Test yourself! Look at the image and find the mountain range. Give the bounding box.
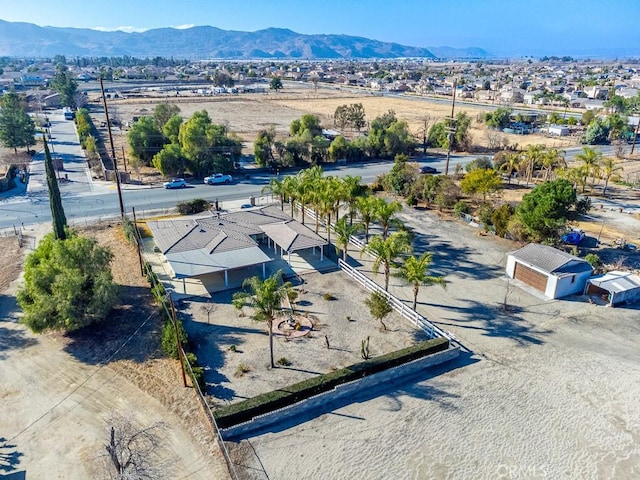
[0,20,491,60]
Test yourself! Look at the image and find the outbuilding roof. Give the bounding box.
[510,243,592,275]
[587,270,640,294]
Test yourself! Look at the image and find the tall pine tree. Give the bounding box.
[43,135,67,240]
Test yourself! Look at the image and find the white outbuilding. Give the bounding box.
[506,243,593,299]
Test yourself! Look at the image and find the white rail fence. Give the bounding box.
[293,201,456,344]
[338,258,455,342]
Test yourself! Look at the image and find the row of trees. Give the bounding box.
[264,166,445,300]
[127,103,243,177]
[253,109,415,169]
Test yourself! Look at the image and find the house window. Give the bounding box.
[571,276,576,284]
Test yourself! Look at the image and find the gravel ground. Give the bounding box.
[227,205,640,480]
[180,270,430,407]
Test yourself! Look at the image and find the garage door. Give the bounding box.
[514,262,548,292]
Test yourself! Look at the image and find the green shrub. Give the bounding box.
[234,362,251,377]
[214,337,450,429]
[585,253,601,270]
[177,198,210,215]
[477,203,495,227]
[122,216,138,245]
[491,204,515,237]
[276,357,291,366]
[323,293,336,301]
[185,352,205,389]
[161,318,187,359]
[453,201,470,217]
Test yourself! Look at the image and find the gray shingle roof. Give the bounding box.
[511,243,590,274]
[146,205,325,278]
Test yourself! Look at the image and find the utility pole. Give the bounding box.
[121,145,128,173]
[444,79,458,176]
[100,77,125,218]
[132,207,144,277]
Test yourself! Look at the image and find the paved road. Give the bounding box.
[0,111,476,230]
[0,106,623,233]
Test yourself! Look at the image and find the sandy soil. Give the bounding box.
[181,269,429,407]
[0,226,230,479]
[225,204,640,480]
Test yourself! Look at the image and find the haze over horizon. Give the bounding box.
[0,0,639,57]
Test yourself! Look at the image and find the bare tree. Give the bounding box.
[101,413,168,480]
[200,301,216,324]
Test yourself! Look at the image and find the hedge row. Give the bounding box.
[214,336,449,429]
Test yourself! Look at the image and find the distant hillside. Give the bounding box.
[427,46,492,59]
[0,21,440,59]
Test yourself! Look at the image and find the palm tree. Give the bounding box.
[600,157,623,196]
[374,198,403,239]
[363,232,412,291]
[341,175,364,224]
[334,215,363,261]
[395,252,446,311]
[499,152,521,185]
[575,146,603,193]
[282,175,299,218]
[522,144,545,185]
[299,166,324,229]
[232,270,293,368]
[262,177,286,210]
[542,148,566,181]
[356,195,378,242]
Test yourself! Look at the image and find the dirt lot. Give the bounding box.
[0,226,230,479]
[232,204,640,480]
[180,269,430,407]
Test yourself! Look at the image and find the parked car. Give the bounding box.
[204,173,233,185]
[420,166,439,174]
[163,178,187,189]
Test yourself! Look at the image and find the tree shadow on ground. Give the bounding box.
[181,295,266,401]
[225,350,478,440]
[411,232,502,281]
[430,298,553,346]
[0,438,23,475]
[0,323,37,361]
[64,286,163,365]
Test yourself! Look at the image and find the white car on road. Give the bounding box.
[204,173,233,185]
[163,178,187,189]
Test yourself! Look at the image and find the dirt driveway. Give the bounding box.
[234,206,640,479]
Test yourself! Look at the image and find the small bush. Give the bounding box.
[276,357,291,366]
[453,201,470,217]
[234,362,251,377]
[185,352,205,389]
[161,318,188,359]
[177,198,210,215]
[323,293,336,301]
[585,253,601,271]
[229,344,237,352]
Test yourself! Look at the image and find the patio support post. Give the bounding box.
[288,251,291,265]
[320,245,324,261]
[262,263,266,278]
[182,278,186,294]
[224,270,228,287]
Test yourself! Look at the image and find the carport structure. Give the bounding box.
[146,205,327,293]
[585,270,640,307]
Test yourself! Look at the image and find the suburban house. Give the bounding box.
[146,205,327,293]
[584,270,640,307]
[506,243,593,299]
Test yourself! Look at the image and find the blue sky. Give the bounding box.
[0,0,639,56]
